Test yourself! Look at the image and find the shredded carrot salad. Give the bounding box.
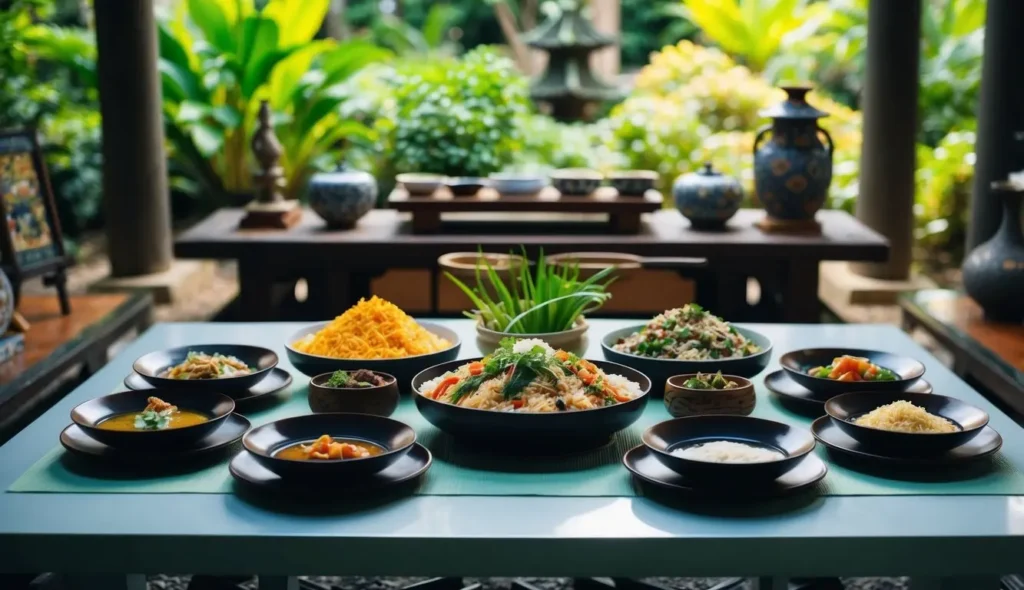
[292,296,451,359]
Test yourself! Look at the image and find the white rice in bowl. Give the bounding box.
[670,440,785,463]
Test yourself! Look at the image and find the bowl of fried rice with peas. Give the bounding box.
[413,338,650,450]
[601,304,772,393]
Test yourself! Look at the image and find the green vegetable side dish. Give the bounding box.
[613,304,760,360]
[682,371,738,390]
[323,369,386,389]
[446,248,616,334]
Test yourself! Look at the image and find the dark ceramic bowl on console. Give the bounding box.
[71,389,235,449]
[412,358,650,451]
[242,413,416,479]
[643,415,815,482]
[824,391,988,454]
[780,348,925,395]
[601,325,772,394]
[445,177,488,197]
[285,321,461,383]
[308,370,400,417]
[133,344,279,393]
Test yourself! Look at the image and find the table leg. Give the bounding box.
[64,573,146,590]
[781,261,821,323]
[238,259,278,321]
[259,575,299,590]
[911,576,1002,589]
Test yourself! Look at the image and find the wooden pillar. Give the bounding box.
[93,0,173,277]
[590,0,620,78]
[967,0,1024,250]
[850,0,921,280]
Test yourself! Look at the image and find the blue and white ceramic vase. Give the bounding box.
[962,179,1024,323]
[307,165,378,229]
[672,162,744,230]
[753,86,833,223]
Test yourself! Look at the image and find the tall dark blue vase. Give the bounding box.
[962,180,1024,323]
[753,86,833,228]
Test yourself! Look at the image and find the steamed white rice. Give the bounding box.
[671,440,785,463]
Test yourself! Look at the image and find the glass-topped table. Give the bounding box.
[0,319,1022,590]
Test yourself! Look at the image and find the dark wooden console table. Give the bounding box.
[900,289,1024,417]
[175,208,889,323]
[0,292,153,442]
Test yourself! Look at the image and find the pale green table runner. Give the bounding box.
[11,376,1024,496]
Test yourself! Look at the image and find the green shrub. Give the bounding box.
[382,46,530,177]
[914,130,976,267]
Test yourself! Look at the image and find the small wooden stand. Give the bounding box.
[389,186,663,234]
[238,101,300,230]
[755,215,822,235]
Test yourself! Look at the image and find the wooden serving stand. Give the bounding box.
[389,186,663,234]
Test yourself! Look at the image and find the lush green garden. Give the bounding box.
[0,0,984,273]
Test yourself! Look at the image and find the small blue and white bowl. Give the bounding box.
[489,173,548,196]
[551,168,603,196]
[307,166,378,229]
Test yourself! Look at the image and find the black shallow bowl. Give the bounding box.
[780,348,925,395]
[601,325,772,394]
[642,415,815,482]
[242,413,416,479]
[412,357,650,450]
[285,321,461,383]
[133,344,278,393]
[71,389,235,449]
[825,391,989,454]
[308,370,400,417]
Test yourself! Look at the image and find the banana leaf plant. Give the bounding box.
[22,0,391,205]
[158,0,393,203]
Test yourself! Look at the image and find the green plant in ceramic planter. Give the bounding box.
[385,47,530,177]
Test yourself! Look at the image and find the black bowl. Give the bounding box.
[308,370,400,416]
[242,413,417,479]
[780,348,925,395]
[642,415,815,482]
[70,389,235,449]
[412,357,650,450]
[601,325,772,394]
[133,344,278,393]
[824,391,989,454]
[285,321,461,383]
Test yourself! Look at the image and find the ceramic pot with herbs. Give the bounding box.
[753,86,833,223]
[672,162,744,229]
[962,179,1024,323]
[307,165,378,229]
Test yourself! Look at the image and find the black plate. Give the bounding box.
[242,413,417,479]
[780,348,925,395]
[811,415,1002,466]
[70,389,235,449]
[133,344,279,393]
[60,413,250,464]
[623,445,826,498]
[284,321,461,383]
[642,416,815,481]
[601,325,772,394]
[230,443,432,495]
[124,367,292,403]
[824,391,988,454]
[412,357,650,451]
[765,369,934,408]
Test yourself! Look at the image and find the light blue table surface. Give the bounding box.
[1,320,1023,579]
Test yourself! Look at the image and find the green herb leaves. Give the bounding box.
[446,247,615,334]
[134,409,173,430]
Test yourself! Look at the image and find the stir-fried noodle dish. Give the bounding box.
[421,339,642,412]
[613,304,760,360]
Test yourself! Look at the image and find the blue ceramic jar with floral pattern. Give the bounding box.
[672,162,744,230]
[307,165,378,229]
[753,86,833,222]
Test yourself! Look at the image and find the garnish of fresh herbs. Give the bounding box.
[134,409,173,430]
[325,370,374,388]
[449,338,563,403]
